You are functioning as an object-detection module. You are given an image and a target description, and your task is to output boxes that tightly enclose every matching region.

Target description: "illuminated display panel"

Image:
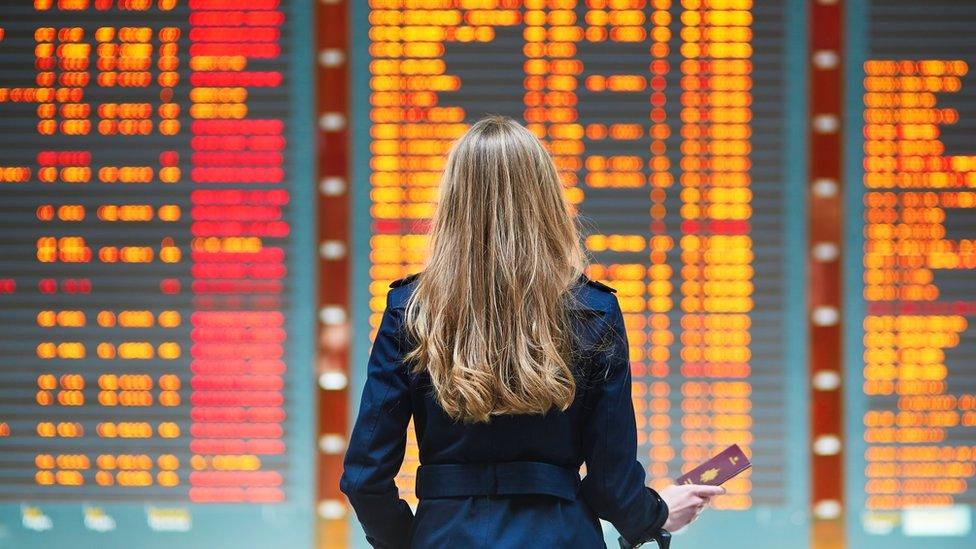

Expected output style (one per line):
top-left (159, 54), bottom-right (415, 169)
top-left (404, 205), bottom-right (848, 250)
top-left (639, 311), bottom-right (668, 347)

top-left (0, 1), bottom-right (314, 547)
top-left (846, 0), bottom-right (976, 545)
top-left (355, 1), bottom-right (807, 546)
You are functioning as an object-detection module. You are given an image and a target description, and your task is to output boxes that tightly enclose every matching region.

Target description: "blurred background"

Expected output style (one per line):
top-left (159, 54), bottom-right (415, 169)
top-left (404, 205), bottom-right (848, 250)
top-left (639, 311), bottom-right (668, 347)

top-left (0, 0), bottom-right (974, 547)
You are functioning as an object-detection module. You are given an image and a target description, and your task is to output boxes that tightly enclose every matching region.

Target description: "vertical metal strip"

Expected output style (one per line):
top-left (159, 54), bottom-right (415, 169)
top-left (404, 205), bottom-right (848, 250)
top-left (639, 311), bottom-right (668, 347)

top-left (808, 1), bottom-right (846, 548)
top-left (316, 0), bottom-right (351, 546)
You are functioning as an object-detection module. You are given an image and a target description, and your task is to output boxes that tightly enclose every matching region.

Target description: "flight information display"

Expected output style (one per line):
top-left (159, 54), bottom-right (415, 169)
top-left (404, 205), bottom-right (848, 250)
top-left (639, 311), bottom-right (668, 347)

top-left (845, 0), bottom-right (976, 546)
top-left (352, 1), bottom-right (808, 546)
top-left (0, 1), bottom-right (315, 547)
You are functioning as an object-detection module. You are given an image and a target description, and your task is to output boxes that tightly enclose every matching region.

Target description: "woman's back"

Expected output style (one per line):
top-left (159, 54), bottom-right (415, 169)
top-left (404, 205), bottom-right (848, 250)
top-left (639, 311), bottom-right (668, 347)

top-left (339, 116), bottom-right (720, 548)
top-left (408, 272), bottom-right (612, 467)
top-left (340, 272), bottom-right (668, 548)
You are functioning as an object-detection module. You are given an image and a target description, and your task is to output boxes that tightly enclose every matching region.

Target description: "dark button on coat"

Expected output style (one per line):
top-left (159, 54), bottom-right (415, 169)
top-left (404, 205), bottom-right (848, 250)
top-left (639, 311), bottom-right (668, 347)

top-left (340, 273), bottom-right (668, 548)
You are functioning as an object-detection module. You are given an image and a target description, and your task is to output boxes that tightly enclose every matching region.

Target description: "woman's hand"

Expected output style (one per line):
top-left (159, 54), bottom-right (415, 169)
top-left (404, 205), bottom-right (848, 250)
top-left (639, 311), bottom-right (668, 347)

top-left (658, 484), bottom-right (725, 532)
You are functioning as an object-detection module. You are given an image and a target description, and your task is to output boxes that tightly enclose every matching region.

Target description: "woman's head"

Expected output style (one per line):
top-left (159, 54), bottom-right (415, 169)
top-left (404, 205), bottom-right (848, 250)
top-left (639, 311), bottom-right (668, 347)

top-left (402, 115), bottom-right (588, 423)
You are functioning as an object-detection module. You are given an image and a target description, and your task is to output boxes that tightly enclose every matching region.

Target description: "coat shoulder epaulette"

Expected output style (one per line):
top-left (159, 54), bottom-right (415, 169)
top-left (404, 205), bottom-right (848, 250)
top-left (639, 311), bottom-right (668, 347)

top-left (389, 272), bottom-right (420, 288)
top-left (583, 276), bottom-right (617, 294)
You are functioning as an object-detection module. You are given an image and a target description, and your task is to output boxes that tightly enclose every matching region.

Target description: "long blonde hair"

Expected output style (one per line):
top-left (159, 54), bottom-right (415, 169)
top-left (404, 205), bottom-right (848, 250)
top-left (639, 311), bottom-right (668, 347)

top-left (402, 115), bottom-right (589, 423)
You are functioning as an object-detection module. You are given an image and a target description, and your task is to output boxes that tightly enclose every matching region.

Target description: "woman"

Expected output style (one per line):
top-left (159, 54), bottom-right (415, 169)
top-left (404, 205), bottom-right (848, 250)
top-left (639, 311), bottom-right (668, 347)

top-left (340, 115), bottom-right (724, 548)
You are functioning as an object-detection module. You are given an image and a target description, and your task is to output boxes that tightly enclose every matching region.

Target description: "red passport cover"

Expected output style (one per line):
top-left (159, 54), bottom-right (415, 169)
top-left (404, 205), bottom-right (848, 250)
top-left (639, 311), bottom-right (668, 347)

top-left (675, 444), bottom-right (751, 486)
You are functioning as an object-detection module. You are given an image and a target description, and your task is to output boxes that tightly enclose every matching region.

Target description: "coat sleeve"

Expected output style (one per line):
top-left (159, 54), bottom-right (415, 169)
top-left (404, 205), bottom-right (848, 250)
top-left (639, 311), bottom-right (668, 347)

top-left (339, 290), bottom-right (414, 548)
top-left (579, 294), bottom-right (669, 546)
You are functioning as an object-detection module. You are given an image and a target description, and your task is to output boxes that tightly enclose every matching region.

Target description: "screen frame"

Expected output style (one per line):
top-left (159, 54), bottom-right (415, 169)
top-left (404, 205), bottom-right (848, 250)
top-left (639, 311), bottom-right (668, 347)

top-left (347, 2), bottom-right (811, 548)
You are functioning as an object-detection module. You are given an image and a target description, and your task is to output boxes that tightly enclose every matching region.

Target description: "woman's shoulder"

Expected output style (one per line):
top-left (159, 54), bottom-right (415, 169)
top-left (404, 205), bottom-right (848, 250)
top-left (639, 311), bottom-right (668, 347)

top-left (386, 272), bottom-right (421, 310)
top-left (570, 273), bottom-right (619, 314)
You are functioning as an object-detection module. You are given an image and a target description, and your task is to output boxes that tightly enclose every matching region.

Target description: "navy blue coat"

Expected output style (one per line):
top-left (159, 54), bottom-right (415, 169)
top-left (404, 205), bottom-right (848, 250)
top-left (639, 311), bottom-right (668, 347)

top-left (340, 273), bottom-right (668, 548)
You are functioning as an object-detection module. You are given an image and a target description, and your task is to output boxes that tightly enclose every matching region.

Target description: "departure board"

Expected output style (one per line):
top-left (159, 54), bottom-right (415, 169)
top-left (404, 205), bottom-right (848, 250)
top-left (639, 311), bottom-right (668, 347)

top-left (351, 1), bottom-right (809, 547)
top-left (0, 1), bottom-right (315, 547)
top-left (845, 1), bottom-right (976, 546)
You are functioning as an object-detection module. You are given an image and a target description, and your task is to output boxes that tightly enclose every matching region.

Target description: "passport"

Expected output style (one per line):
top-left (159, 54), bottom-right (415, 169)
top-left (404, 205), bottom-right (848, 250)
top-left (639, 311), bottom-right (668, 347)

top-left (675, 444), bottom-right (751, 486)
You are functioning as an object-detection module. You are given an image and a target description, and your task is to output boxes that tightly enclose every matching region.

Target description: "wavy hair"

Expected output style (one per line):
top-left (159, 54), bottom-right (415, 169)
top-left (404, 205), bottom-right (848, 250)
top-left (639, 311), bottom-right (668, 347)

top-left (402, 115), bottom-right (589, 423)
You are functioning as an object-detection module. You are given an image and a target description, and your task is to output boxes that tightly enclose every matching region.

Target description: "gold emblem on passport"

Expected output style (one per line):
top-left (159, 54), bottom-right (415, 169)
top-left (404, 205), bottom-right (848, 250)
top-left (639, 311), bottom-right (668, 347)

top-left (699, 468), bottom-right (719, 483)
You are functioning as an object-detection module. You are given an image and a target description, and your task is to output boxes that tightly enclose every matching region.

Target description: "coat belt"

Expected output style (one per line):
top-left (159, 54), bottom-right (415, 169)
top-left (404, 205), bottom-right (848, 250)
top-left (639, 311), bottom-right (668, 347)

top-left (415, 461), bottom-right (581, 501)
